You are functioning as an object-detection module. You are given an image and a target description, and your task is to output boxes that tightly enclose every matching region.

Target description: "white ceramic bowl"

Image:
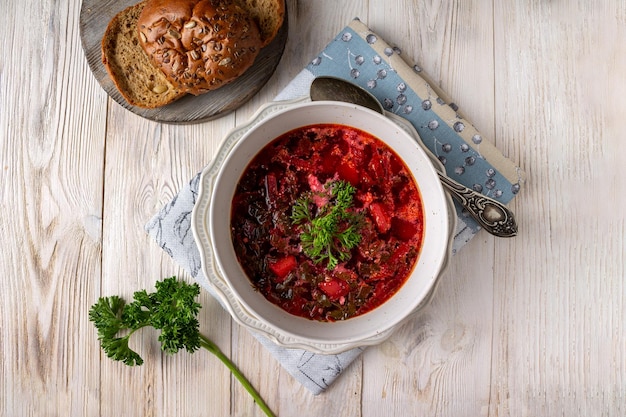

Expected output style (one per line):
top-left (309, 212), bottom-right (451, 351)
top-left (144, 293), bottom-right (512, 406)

top-left (193, 99), bottom-right (452, 353)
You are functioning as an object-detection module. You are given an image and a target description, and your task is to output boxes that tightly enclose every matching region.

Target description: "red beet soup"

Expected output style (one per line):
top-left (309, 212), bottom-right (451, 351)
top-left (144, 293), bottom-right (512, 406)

top-left (231, 124), bottom-right (424, 321)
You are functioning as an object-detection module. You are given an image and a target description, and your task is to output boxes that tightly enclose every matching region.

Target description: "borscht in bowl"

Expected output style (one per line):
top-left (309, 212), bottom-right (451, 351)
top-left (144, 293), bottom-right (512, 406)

top-left (231, 123), bottom-right (424, 322)
top-left (204, 100), bottom-right (451, 350)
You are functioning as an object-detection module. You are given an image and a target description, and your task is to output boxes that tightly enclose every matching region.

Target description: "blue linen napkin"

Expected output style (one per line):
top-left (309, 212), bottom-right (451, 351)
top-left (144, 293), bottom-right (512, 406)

top-left (145, 18), bottom-right (524, 395)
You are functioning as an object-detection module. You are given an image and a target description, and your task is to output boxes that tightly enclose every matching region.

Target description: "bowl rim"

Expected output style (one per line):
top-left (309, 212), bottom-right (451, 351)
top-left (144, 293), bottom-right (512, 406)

top-left (192, 98), bottom-right (453, 352)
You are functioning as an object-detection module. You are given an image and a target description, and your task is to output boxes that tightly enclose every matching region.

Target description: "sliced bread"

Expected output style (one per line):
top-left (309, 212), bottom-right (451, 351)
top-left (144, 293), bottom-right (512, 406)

top-left (240, 0), bottom-right (286, 47)
top-left (101, 1), bottom-right (185, 109)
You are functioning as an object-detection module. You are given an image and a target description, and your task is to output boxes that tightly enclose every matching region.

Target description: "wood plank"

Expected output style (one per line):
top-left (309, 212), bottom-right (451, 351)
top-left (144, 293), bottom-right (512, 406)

top-left (491, 0), bottom-right (626, 415)
top-left (0, 0), bottom-right (105, 415)
top-left (98, 100), bottom-right (239, 416)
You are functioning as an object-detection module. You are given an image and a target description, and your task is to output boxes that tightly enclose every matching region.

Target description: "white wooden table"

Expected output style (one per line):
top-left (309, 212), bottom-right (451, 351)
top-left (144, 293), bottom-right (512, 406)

top-left (2, 0), bottom-right (624, 415)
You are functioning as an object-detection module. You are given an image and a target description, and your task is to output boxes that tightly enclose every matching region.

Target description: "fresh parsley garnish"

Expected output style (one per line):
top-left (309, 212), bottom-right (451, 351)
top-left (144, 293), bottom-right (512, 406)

top-left (291, 180), bottom-right (363, 270)
top-left (89, 277), bottom-right (275, 417)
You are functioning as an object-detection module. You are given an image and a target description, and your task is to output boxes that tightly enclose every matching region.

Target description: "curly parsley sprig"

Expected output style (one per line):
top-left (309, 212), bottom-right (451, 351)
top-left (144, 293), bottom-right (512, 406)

top-left (291, 180), bottom-right (363, 270)
top-left (89, 277), bottom-right (275, 417)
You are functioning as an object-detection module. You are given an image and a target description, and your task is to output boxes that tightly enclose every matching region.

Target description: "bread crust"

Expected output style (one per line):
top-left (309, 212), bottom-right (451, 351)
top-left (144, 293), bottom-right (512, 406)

top-left (137, 0), bottom-right (262, 95)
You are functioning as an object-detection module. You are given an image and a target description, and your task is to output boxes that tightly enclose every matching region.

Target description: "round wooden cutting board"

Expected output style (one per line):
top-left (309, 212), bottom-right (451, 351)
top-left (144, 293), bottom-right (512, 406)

top-left (79, 0), bottom-right (288, 124)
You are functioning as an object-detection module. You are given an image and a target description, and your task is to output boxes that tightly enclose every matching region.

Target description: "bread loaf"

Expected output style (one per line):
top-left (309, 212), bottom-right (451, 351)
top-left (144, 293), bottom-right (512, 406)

top-left (101, 1), bottom-right (185, 108)
top-left (137, 0), bottom-right (263, 95)
top-left (102, 0), bottom-right (285, 107)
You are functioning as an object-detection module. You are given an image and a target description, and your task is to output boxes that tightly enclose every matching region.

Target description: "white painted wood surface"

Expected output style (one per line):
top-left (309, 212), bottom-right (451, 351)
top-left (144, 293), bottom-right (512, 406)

top-left (1, 0), bottom-right (624, 416)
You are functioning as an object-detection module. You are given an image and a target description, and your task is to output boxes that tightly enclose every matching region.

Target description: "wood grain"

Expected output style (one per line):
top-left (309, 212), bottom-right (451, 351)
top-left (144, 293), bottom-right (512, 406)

top-left (491, 1), bottom-right (626, 416)
top-left (0, 0), bottom-right (104, 415)
top-left (2, 0), bottom-right (625, 416)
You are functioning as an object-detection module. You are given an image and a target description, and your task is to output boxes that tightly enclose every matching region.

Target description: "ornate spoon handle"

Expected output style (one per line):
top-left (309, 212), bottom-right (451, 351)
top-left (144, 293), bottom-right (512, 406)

top-left (436, 173), bottom-right (518, 238)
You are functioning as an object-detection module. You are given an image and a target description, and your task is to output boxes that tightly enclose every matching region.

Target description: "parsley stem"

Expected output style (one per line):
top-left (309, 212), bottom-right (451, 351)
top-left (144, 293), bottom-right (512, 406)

top-left (199, 334), bottom-right (276, 417)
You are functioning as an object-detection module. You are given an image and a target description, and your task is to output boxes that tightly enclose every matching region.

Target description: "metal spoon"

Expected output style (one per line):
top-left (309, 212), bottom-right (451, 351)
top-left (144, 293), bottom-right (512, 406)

top-left (310, 76), bottom-right (518, 238)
